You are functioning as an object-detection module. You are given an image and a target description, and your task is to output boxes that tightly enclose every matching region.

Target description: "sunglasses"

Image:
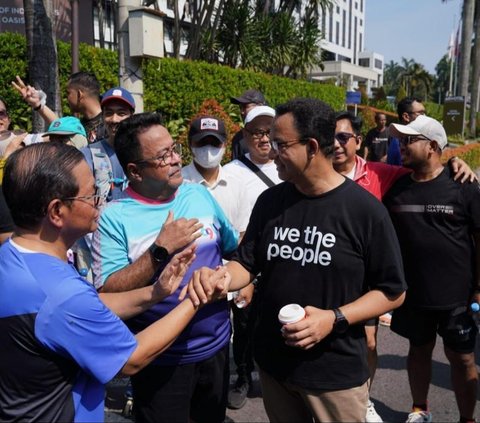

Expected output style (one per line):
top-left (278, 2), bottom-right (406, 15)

top-left (0, 110), bottom-right (8, 119)
top-left (335, 132), bottom-right (356, 145)
top-left (399, 135), bottom-right (432, 146)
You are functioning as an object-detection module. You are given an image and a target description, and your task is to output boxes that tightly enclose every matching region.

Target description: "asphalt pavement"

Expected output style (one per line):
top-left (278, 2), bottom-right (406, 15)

top-left (105, 325), bottom-right (480, 422)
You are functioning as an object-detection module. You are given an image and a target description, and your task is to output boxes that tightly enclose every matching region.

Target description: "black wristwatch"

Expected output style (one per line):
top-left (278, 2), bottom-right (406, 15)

top-left (332, 308), bottom-right (349, 334)
top-left (148, 242), bottom-right (169, 264)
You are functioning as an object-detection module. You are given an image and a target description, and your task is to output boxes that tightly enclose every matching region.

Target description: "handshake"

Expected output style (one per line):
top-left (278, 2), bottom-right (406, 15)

top-left (179, 265), bottom-right (232, 307)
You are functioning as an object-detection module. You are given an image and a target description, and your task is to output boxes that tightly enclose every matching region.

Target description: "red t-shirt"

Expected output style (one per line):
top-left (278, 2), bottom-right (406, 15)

top-left (353, 155), bottom-right (410, 200)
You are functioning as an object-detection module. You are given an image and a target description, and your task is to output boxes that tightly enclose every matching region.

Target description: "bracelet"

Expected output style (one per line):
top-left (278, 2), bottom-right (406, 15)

top-left (33, 104), bottom-right (42, 111)
top-left (448, 156), bottom-right (458, 164)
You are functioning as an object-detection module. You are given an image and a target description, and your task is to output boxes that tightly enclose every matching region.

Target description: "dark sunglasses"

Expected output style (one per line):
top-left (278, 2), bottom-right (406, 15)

top-left (335, 132), bottom-right (356, 145)
top-left (399, 135), bottom-right (432, 146)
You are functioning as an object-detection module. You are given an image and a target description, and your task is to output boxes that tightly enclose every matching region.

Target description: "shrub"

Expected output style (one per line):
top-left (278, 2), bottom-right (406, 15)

top-left (0, 32), bottom-right (345, 135)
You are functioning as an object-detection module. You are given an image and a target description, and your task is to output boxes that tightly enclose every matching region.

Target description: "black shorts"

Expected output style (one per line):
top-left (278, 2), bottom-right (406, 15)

top-left (391, 305), bottom-right (477, 353)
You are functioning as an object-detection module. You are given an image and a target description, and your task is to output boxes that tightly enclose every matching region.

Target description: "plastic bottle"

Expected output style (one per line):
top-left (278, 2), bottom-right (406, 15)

top-left (231, 290), bottom-right (247, 309)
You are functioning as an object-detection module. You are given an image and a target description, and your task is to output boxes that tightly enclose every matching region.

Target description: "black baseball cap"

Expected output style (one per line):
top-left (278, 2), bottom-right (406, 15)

top-left (189, 116), bottom-right (227, 143)
top-left (230, 89), bottom-right (266, 105)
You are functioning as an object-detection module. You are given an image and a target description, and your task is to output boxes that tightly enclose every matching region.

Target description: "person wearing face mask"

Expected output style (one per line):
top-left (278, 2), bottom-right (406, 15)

top-left (182, 116), bottom-right (249, 237)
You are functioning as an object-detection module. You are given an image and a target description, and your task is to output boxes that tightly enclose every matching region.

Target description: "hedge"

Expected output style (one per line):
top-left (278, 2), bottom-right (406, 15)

top-left (0, 32), bottom-right (345, 135)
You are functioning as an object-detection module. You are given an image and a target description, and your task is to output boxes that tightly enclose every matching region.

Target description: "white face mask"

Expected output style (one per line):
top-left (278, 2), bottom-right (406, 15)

top-left (191, 145), bottom-right (225, 169)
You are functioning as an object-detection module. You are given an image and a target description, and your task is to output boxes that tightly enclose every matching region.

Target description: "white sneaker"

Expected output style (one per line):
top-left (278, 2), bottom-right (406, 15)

top-left (366, 400), bottom-right (383, 423)
top-left (406, 410), bottom-right (432, 422)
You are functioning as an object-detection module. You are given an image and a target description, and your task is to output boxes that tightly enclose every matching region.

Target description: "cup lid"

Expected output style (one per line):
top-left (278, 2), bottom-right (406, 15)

top-left (278, 304), bottom-right (305, 324)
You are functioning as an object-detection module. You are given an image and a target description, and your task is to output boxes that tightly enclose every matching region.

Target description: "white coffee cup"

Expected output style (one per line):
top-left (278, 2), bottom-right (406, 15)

top-left (278, 304), bottom-right (305, 325)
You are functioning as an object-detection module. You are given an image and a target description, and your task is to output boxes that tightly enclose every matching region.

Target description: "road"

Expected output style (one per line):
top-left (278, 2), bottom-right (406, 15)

top-left (105, 325), bottom-right (480, 422)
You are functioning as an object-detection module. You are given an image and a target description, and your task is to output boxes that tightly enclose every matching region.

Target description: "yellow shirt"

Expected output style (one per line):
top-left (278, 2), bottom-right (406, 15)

top-left (0, 158), bottom-right (5, 183)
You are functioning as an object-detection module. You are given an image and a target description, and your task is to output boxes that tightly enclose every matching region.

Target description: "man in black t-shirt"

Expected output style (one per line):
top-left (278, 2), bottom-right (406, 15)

top-left (364, 112), bottom-right (388, 162)
top-left (184, 98), bottom-right (407, 422)
top-left (385, 115), bottom-right (480, 423)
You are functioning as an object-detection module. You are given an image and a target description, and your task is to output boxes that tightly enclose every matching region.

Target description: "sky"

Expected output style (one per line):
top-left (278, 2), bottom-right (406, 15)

top-left (364, 0), bottom-right (463, 74)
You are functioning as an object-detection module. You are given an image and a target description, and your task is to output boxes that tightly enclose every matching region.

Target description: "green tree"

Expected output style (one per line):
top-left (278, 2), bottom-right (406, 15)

top-left (23, 0), bottom-right (61, 132)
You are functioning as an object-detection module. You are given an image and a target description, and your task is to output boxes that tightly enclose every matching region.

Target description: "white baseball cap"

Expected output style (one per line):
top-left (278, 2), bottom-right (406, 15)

top-left (389, 115), bottom-right (448, 150)
top-left (244, 106), bottom-right (276, 124)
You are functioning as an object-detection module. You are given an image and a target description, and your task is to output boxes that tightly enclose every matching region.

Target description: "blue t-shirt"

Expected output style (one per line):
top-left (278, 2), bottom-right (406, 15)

top-left (92, 183), bottom-right (239, 365)
top-left (0, 240), bottom-right (137, 423)
top-left (387, 137), bottom-right (402, 166)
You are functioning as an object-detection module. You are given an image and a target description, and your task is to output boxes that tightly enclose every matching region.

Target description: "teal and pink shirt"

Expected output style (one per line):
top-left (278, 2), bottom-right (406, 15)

top-left (92, 183), bottom-right (238, 365)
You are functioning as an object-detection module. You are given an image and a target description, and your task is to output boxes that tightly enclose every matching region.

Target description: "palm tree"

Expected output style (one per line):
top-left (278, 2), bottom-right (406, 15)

top-left (457, 0), bottom-right (475, 98)
top-left (23, 0), bottom-right (61, 132)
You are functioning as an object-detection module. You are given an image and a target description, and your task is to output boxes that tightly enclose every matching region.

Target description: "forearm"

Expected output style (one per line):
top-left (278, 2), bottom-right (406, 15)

top-left (99, 285), bottom-right (160, 320)
top-left (339, 289), bottom-right (405, 325)
top-left (121, 298), bottom-right (198, 375)
top-left (102, 252), bottom-right (159, 293)
top-left (36, 105), bottom-right (58, 125)
top-left (226, 260), bottom-right (254, 291)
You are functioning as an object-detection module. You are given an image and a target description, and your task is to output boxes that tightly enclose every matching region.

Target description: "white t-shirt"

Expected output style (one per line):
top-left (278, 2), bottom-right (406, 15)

top-left (223, 154), bottom-right (282, 214)
top-left (182, 162), bottom-right (250, 233)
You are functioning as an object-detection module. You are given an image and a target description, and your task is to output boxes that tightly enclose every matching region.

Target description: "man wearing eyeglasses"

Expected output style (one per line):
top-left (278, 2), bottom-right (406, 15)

top-left (223, 105), bottom-right (283, 409)
top-left (91, 112), bottom-right (239, 423)
top-left (387, 97), bottom-right (426, 166)
top-left (385, 115), bottom-right (480, 423)
top-left (0, 142), bottom-right (230, 422)
top-left (183, 98), bottom-right (407, 422)
top-left (333, 110), bottom-right (476, 423)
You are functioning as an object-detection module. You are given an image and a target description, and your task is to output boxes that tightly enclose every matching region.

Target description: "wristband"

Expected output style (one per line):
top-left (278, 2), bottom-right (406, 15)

top-left (32, 89), bottom-right (47, 111)
top-left (448, 156), bottom-right (458, 164)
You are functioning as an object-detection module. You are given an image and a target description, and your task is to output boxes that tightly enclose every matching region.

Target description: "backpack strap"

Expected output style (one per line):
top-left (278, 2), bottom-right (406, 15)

top-left (238, 155), bottom-right (276, 188)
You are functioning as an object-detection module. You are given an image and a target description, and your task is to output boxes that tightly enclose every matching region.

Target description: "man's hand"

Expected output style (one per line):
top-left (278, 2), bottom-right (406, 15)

top-left (281, 306), bottom-right (336, 350)
top-left (155, 210), bottom-right (203, 254)
top-left (451, 157), bottom-right (478, 183)
top-left (235, 283), bottom-right (254, 308)
top-left (179, 266), bottom-right (231, 307)
top-left (12, 76), bottom-right (44, 109)
top-left (152, 245), bottom-right (196, 301)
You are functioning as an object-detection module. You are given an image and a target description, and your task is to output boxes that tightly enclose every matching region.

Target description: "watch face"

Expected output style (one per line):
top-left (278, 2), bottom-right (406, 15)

top-left (335, 318), bottom-right (349, 334)
top-left (150, 245), bottom-right (169, 262)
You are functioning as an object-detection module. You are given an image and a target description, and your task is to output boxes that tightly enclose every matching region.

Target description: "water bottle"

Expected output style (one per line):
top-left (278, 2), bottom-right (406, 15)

top-left (470, 302), bottom-right (480, 332)
top-left (232, 290), bottom-right (247, 309)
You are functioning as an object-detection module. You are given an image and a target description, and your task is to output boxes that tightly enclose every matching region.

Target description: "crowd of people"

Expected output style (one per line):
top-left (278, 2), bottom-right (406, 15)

top-left (0, 72), bottom-right (479, 423)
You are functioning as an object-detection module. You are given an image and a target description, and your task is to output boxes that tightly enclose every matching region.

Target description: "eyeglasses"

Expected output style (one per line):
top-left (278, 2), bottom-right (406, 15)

top-left (133, 143), bottom-right (182, 167)
top-left (399, 135), bottom-right (431, 146)
top-left (335, 132), bottom-right (356, 145)
top-left (0, 110), bottom-right (8, 119)
top-left (62, 187), bottom-right (104, 209)
top-left (270, 139), bottom-right (306, 153)
top-left (245, 128), bottom-right (271, 139)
